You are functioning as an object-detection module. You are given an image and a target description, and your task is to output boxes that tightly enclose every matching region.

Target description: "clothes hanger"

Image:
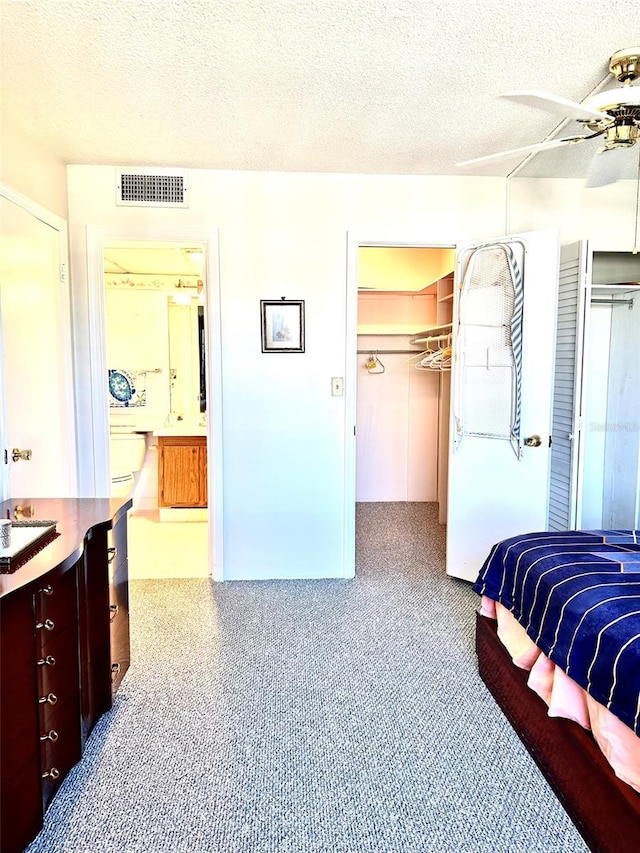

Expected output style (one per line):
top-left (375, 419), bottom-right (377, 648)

top-left (365, 353), bottom-right (385, 374)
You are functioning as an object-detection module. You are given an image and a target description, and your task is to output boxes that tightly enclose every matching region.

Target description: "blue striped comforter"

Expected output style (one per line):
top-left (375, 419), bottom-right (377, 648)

top-left (473, 530), bottom-right (640, 735)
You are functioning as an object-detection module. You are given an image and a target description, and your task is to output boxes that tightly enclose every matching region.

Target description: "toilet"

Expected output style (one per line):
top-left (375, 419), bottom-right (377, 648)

top-left (109, 432), bottom-right (147, 498)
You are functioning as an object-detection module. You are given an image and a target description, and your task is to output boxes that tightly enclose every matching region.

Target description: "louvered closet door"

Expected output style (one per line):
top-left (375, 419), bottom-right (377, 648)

top-left (548, 240), bottom-right (591, 531)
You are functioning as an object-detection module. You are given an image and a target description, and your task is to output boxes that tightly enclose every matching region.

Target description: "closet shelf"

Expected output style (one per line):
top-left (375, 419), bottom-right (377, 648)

top-left (410, 323), bottom-right (453, 344)
top-left (437, 293), bottom-right (455, 303)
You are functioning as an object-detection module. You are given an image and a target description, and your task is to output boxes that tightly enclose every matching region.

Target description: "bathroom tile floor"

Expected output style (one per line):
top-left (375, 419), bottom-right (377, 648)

top-left (127, 510), bottom-right (210, 579)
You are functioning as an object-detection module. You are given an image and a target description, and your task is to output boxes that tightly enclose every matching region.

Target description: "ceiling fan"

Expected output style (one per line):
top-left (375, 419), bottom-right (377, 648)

top-left (458, 47), bottom-right (640, 185)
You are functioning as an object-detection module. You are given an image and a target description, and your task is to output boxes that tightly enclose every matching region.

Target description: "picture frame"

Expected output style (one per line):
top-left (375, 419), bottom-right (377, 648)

top-left (260, 299), bottom-right (305, 353)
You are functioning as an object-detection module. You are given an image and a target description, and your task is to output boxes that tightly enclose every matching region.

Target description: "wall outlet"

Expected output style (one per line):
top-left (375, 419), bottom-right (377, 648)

top-left (331, 377), bottom-right (344, 396)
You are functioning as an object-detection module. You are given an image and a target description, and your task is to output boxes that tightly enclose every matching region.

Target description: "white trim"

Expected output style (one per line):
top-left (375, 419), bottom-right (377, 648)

top-left (344, 233), bottom-right (457, 579)
top-left (86, 227), bottom-right (111, 497)
top-left (85, 226), bottom-right (224, 580)
top-left (0, 287), bottom-right (8, 502)
top-left (0, 182), bottom-right (77, 500)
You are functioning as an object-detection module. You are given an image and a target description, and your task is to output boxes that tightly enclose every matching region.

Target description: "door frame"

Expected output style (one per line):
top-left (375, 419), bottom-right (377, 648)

top-left (0, 183), bottom-right (75, 501)
top-left (86, 226), bottom-right (224, 580)
top-left (344, 233), bottom-right (457, 578)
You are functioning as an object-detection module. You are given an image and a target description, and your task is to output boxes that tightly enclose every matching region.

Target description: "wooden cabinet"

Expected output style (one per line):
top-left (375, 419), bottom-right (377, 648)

top-left (0, 498), bottom-right (131, 853)
top-left (34, 564), bottom-right (82, 809)
top-left (107, 513), bottom-right (130, 695)
top-left (0, 583), bottom-right (42, 853)
top-left (80, 510), bottom-right (130, 741)
top-left (158, 435), bottom-right (207, 507)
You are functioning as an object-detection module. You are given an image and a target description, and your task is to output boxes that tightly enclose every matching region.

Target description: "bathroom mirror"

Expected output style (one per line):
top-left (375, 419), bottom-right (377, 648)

top-left (104, 241), bottom-right (206, 424)
top-left (168, 295), bottom-right (206, 415)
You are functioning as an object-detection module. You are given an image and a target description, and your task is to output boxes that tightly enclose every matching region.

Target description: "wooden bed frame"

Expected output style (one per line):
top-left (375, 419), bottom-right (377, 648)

top-left (475, 612), bottom-right (640, 853)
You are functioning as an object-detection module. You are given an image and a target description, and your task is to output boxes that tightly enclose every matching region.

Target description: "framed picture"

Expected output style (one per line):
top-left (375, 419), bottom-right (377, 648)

top-left (260, 300), bottom-right (305, 353)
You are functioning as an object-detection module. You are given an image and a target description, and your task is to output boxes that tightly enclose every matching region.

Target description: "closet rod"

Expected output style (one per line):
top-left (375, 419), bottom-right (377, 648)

top-left (591, 298), bottom-right (634, 308)
top-left (357, 348), bottom-right (423, 355)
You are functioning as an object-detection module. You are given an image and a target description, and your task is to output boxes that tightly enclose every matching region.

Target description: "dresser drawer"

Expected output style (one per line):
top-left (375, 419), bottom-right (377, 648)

top-left (34, 565), bottom-right (78, 635)
top-left (37, 623), bottom-right (80, 696)
top-left (41, 731), bottom-right (80, 809)
top-left (0, 584), bottom-right (40, 801)
top-left (38, 654), bottom-right (82, 811)
top-left (39, 695), bottom-right (81, 771)
top-left (109, 556), bottom-right (130, 695)
top-left (107, 516), bottom-right (128, 574)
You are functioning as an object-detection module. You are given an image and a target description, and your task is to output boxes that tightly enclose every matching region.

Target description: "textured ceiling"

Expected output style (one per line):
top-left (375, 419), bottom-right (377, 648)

top-left (1, 0), bottom-right (639, 180)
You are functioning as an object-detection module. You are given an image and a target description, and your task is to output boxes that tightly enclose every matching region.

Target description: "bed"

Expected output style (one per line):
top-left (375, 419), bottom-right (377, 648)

top-left (473, 530), bottom-right (640, 853)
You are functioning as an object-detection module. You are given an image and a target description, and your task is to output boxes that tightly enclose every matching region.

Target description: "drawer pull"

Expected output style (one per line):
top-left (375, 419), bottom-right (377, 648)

top-left (107, 546), bottom-right (117, 564)
top-left (42, 767), bottom-right (60, 780)
top-left (109, 604), bottom-right (119, 622)
top-left (36, 618), bottom-right (55, 631)
top-left (39, 692), bottom-right (58, 705)
top-left (37, 655), bottom-right (56, 667)
top-left (111, 662), bottom-right (121, 682)
top-left (40, 730), bottom-right (59, 742)
top-left (39, 584), bottom-right (54, 596)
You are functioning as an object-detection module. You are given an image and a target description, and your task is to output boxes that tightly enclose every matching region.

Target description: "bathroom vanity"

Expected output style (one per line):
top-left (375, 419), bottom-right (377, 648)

top-left (157, 434), bottom-right (208, 508)
top-left (0, 497), bottom-right (131, 853)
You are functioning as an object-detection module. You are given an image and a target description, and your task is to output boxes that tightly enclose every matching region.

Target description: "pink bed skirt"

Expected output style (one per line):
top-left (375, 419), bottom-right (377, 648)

top-left (480, 595), bottom-right (640, 793)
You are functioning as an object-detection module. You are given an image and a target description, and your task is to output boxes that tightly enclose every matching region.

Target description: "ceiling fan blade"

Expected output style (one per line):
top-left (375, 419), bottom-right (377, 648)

top-left (585, 147), bottom-right (630, 188)
top-left (457, 135), bottom-right (587, 168)
top-left (499, 90), bottom-right (607, 122)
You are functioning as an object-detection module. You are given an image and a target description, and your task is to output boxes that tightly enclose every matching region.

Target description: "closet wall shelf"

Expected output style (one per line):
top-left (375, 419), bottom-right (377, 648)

top-left (437, 294), bottom-right (455, 303)
top-left (410, 323), bottom-right (453, 345)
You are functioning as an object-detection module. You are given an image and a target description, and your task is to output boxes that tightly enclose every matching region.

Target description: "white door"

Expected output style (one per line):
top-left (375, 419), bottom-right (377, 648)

top-left (0, 192), bottom-right (76, 499)
top-left (446, 229), bottom-right (559, 582)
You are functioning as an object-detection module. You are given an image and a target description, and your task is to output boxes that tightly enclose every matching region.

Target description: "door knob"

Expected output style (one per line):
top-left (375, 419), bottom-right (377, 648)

top-left (524, 434), bottom-right (542, 447)
top-left (12, 447), bottom-right (32, 462)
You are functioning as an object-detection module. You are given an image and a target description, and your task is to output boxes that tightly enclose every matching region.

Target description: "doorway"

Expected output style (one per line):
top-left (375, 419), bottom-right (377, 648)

top-left (345, 230), bottom-right (560, 583)
top-left (345, 239), bottom-right (456, 576)
top-left (86, 228), bottom-right (223, 580)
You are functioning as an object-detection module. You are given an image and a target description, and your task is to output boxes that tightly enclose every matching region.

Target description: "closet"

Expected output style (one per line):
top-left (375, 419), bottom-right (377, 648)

top-left (356, 247), bottom-right (454, 521)
top-left (549, 242), bottom-right (640, 531)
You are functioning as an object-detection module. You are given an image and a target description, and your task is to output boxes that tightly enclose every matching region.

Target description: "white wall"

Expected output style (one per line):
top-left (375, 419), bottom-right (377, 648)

top-left (105, 289), bottom-right (171, 427)
top-left (1, 113), bottom-right (68, 219)
top-left (510, 178), bottom-right (640, 250)
top-left (356, 291), bottom-right (440, 502)
top-left (67, 167), bottom-right (508, 580)
top-left (356, 338), bottom-right (440, 501)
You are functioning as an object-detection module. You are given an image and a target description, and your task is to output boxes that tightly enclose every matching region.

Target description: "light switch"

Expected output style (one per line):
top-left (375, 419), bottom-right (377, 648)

top-left (331, 377), bottom-right (344, 396)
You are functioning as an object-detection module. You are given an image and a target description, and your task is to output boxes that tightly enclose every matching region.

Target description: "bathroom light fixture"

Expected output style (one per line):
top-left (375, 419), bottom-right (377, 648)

top-left (171, 292), bottom-right (192, 306)
top-left (183, 248), bottom-right (204, 265)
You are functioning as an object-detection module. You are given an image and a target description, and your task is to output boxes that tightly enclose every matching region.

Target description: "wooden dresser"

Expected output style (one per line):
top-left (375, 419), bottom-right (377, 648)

top-left (0, 497), bottom-right (131, 853)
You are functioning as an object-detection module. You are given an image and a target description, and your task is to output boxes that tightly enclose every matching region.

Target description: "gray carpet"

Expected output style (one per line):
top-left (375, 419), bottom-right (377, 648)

top-left (26, 503), bottom-right (588, 853)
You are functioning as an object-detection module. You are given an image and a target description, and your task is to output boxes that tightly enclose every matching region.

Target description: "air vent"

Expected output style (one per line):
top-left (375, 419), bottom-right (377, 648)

top-left (115, 169), bottom-right (189, 207)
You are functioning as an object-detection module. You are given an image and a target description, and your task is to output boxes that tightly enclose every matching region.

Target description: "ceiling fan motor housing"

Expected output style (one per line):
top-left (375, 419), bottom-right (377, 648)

top-left (582, 51), bottom-right (640, 146)
top-left (602, 122), bottom-right (639, 150)
top-left (609, 48), bottom-right (640, 83)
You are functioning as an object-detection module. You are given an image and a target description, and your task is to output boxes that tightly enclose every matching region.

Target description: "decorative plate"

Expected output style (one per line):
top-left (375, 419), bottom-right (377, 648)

top-left (108, 370), bottom-right (135, 404)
